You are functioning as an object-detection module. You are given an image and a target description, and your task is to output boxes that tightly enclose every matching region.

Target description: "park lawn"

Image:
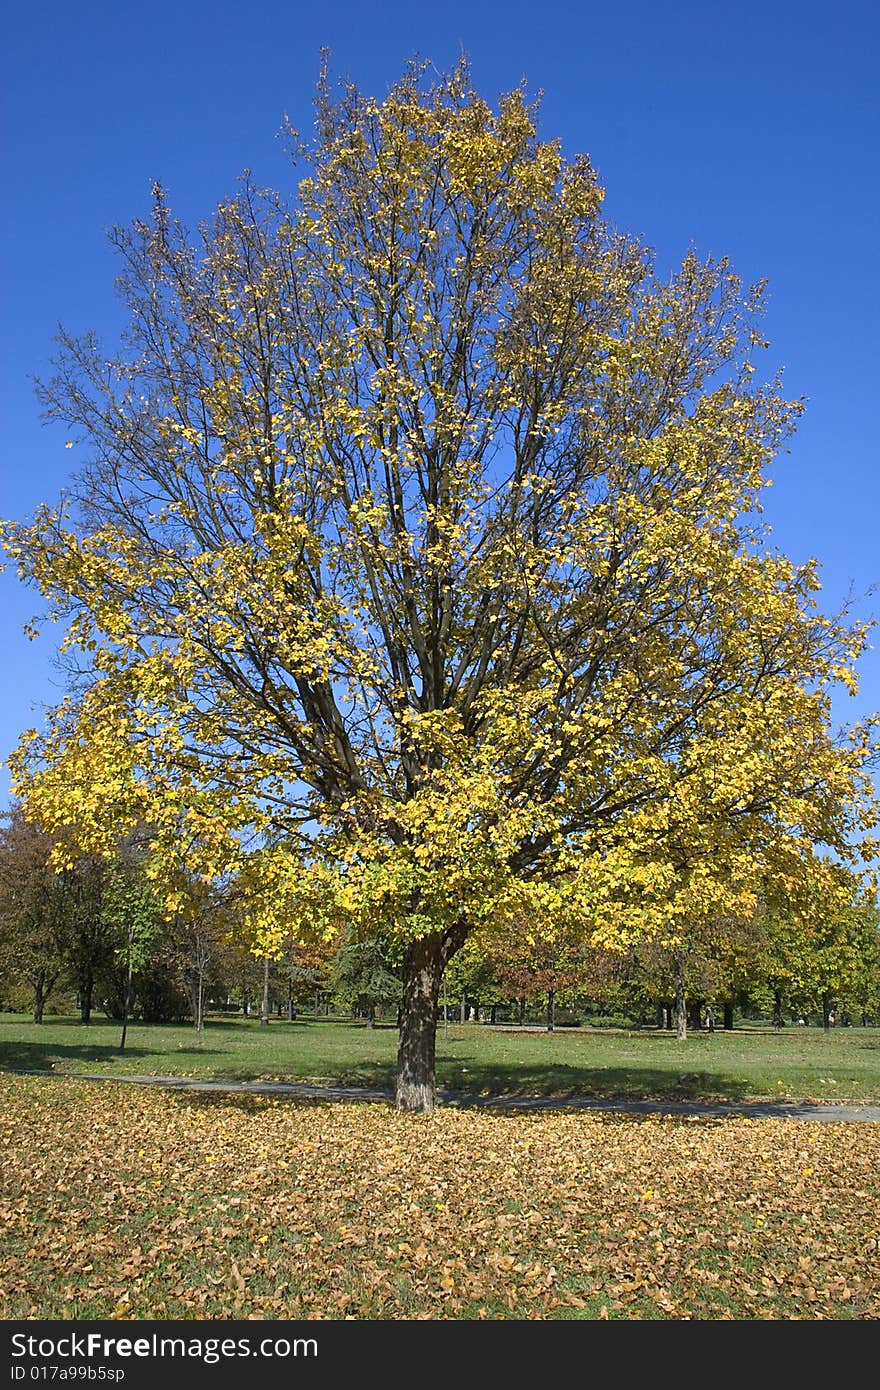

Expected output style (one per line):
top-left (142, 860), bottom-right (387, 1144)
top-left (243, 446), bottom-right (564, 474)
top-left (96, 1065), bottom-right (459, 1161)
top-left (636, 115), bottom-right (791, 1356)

top-left (0, 1073), bottom-right (877, 1321)
top-left (1, 1013), bottom-right (879, 1103)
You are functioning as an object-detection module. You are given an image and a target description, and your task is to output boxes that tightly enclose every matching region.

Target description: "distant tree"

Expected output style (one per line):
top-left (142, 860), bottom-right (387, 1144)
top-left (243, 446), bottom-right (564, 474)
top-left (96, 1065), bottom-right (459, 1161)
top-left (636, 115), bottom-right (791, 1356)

top-left (167, 876), bottom-right (230, 1032)
top-left (482, 915), bottom-right (587, 1032)
top-left (0, 807), bottom-right (72, 1022)
top-left (441, 938), bottom-right (505, 1023)
top-left (759, 863), bottom-right (880, 1028)
top-left (61, 854), bottom-right (116, 1024)
top-left (332, 935), bottom-right (401, 1026)
top-left (100, 837), bottom-right (163, 1050)
top-left (630, 905), bottom-right (769, 1038)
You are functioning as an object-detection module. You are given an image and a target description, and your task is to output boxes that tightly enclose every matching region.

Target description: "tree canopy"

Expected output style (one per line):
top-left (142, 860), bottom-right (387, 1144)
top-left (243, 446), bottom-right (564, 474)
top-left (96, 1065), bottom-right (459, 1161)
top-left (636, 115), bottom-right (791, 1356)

top-left (2, 60), bottom-right (877, 1108)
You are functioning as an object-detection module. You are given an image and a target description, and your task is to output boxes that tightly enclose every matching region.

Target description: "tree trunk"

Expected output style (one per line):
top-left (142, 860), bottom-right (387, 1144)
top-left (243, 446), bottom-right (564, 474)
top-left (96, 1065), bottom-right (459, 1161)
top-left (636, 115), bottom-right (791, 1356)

top-left (396, 926), bottom-right (466, 1113)
top-left (33, 977), bottom-right (46, 1025)
top-left (723, 1002), bottom-right (734, 1031)
top-left (688, 1000), bottom-right (702, 1031)
top-left (459, 995), bottom-right (466, 1024)
top-left (195, 970), bottom-right (205, 1033)
top-left (772, 989), bottom-right (784, 1029)
top-left (396, 936), bottom-right (443, 1112)
top-left (518, 998), bottom-right (526, 1025)
top-left (546, 989), bottom-right (555, 1033)
top-left (822, 995), bottom-right (833, 1031)
top-left (656, 1003), bottom-right (665, 1029)
top-left (675, 951), bottom-right (687, 1041)
top-left (119, 953), bottom-right (134, 1052)
top-left (80, 972), bottom-right (94, 1025)
top-left (261, 958), bottom-right (270, 1027)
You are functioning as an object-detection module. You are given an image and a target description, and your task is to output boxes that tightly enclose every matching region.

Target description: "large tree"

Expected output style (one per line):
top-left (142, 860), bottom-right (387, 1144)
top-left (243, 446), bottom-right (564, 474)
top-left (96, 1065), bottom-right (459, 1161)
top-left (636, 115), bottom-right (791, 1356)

top-left (2, 62), bottom-right (875, 1109)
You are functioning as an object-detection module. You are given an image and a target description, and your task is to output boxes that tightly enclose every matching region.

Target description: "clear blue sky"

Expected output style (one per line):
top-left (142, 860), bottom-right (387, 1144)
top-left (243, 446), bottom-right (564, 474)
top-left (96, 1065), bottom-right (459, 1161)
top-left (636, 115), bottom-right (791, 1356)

top-left (2, 0), bottom-right (878, 803)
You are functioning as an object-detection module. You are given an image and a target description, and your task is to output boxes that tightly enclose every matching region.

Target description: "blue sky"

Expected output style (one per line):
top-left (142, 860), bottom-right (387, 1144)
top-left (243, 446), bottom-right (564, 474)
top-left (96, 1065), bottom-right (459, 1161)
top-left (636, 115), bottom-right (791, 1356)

top-left (1, 0), bottom-right (878, 803)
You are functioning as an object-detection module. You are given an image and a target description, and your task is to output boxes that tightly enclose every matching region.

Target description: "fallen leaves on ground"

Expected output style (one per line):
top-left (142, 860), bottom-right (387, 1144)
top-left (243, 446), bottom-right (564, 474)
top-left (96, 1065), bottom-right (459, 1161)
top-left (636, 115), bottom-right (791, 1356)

top-left (1, 1075), bottom-right (877, 1320)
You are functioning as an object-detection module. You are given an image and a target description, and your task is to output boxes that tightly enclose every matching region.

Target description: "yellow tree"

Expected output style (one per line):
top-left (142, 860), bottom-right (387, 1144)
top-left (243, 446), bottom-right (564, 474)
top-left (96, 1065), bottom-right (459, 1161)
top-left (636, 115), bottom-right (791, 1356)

top-left (2, 61), bottom-right (876, 1109)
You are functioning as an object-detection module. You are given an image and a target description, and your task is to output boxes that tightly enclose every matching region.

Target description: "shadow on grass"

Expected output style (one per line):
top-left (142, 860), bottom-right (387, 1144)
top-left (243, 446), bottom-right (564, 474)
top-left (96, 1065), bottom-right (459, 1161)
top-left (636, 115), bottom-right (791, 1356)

top-left (16, 1053), bottom-right (750, 1102)
top-left (0, 1041), bottom-right (221, 1070)
top-left (203, 1015), bottom-right (369, 1029)
top-left (158, 1018), bottom-right (309, 1033)
top-left (437, 1060), bottom-right (755, 1101)
top-left (297, 1056), bottom-right (755, 1101)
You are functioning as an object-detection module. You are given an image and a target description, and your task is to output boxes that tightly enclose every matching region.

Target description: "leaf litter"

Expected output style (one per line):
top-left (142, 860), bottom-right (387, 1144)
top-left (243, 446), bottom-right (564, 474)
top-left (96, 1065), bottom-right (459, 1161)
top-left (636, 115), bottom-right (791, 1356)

top-left (1, 1075), bottom-right (877, 1320)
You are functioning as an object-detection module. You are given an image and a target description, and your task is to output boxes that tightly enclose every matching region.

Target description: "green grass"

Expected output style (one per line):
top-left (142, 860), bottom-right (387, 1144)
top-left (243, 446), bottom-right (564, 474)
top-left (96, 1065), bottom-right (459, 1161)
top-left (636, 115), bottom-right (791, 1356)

top-left (1, 1012), bottom-right (878, 1102)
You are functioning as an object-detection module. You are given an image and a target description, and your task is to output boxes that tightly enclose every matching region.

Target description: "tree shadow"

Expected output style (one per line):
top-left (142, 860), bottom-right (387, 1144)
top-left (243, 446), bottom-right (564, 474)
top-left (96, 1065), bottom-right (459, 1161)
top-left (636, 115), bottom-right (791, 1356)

top-left (0, 1041), bottom-right (221, 1070)
top-left (435, 1059), bottom-right (756, 1101)
top-left (177, 1018), bottom-right (310, 1032)
top-left (273, 1055), bottom-right (756, 1101)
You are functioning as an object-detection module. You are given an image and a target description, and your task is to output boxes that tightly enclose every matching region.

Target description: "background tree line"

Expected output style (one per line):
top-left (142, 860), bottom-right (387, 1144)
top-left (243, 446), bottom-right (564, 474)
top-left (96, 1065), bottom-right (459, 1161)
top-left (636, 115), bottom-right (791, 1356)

top-left (2, 804), bottom-right (876, 1036)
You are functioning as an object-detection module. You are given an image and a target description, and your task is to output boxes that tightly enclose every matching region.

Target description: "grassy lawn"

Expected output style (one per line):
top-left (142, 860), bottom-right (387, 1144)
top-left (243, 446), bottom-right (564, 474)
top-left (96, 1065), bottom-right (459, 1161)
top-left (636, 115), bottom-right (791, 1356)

top-left (1, 1073), bottom-right (877, 1320)
top-left (1, 1012), bottom-right (878, 1102)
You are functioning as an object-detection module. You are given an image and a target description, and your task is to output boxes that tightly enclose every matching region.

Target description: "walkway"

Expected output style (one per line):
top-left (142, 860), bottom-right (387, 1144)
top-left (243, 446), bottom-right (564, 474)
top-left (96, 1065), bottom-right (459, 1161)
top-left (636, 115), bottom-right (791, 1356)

top-left (7, 1068), bottom-right (880, 1122)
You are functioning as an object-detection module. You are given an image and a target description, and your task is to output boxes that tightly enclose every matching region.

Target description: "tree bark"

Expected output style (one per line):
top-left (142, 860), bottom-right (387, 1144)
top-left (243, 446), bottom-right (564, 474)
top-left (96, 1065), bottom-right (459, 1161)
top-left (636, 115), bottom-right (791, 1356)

top-left (119, 954), bottom-right (134, 1052)
top-left (80, 972), bottom-right (94, 1025)
top-left (396, 926), bottom-right (466, 1112)
top-left (261, 958), bottom-right (270, 1028)
top-left (33, 977), bottom-right (46, 1025)
top-left (195, 970), bottom-right (205, 1033)
top-left (772, 989), bottom-right (784, 1029)
top-left (546, 989), bottom-right (555, 1033)
top-left (723, 1002), bottom-right (734, 1031)
top-left (675, 950), bottom-right (687, 1041)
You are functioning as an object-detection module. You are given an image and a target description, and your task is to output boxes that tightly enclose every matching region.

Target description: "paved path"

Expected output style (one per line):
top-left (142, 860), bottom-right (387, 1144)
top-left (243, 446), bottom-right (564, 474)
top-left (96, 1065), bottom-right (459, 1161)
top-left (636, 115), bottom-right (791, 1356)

top-left (7, 1068), bottom-right (880, 1122)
